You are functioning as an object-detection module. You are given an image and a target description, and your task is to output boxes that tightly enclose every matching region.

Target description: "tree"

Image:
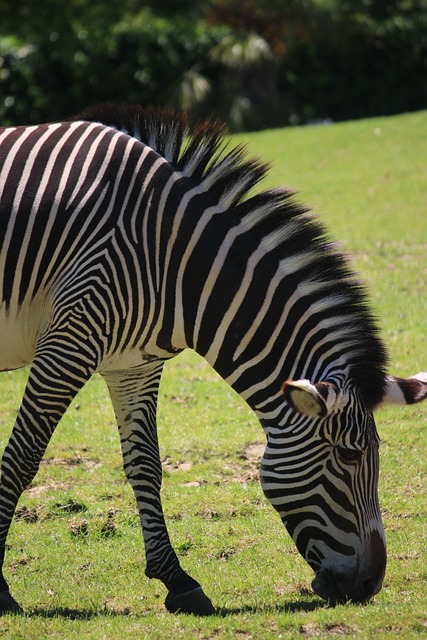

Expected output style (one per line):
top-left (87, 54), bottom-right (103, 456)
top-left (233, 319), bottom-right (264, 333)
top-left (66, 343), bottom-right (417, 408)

top-left (1, 0), bottom-right (426, 129)
top-left (209, 32), bottom-right (276, 130)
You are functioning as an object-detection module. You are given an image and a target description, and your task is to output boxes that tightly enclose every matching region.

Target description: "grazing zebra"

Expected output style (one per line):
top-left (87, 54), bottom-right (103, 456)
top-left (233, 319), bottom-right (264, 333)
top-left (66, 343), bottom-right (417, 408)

top-left (0, 104), bottom-right (426, 616)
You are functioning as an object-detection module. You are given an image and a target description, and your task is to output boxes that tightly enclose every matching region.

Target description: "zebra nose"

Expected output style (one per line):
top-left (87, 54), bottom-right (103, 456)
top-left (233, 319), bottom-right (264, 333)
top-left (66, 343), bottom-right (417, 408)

top-left (312, 569), bottom-right (379, 604)
top-left (362, 529), bottom-right (387, 598)
top-left (362, 576), bottom-right (379, 599)
top-left (312, 530), bottom-right (386, 604)
top-left (312, 566), bottom-right (384, 604)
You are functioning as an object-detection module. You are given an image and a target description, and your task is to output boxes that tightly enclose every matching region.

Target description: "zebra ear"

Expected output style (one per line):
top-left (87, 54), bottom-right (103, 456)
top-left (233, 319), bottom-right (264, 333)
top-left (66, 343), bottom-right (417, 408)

top-left (282, 379), bottom-right (345, 418)
top-left (382, 372), bottom-right (427, 405)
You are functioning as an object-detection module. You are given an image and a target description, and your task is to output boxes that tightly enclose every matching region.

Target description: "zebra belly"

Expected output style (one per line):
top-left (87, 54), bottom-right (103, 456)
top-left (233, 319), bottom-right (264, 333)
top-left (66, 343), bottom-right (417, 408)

top-left (0, 305), bottom-right (38, 371)
top-left (98, 346), bottom-right (171, 373)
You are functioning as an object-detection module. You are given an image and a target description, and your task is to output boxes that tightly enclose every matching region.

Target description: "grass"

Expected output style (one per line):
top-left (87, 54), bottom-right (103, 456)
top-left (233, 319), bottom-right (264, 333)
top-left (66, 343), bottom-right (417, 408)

top-left (1, 110), bottom-right (426, 638)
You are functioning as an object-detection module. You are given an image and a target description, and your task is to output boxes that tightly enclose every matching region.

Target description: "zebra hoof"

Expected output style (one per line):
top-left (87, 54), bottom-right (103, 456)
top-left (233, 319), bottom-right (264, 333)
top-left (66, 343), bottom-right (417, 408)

top-left (0, 590), bottom-right (24, 615)
top-left (165, 586), bottom-right (215, 616)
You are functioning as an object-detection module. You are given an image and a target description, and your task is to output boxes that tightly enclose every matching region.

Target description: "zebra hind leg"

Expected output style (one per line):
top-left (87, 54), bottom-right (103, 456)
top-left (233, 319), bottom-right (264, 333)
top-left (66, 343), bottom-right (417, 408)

top-left (103, 364), bottom-right (215, 616)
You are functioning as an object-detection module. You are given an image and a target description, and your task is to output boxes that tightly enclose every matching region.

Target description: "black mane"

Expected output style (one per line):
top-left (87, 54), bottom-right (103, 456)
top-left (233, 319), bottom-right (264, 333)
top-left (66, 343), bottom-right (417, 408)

top-left (73, 104), bottom-right (388, 408)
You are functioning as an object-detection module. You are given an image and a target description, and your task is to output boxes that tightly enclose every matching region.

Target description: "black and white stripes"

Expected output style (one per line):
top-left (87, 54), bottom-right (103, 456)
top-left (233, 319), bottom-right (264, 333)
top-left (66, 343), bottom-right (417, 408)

top-left (0, 104), bottom-right (426, 614)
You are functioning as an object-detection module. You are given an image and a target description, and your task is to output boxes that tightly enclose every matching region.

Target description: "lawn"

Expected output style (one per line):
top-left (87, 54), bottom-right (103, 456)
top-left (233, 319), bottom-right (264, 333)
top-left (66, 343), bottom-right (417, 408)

top-left (0, 110), bottom-right (426, 639)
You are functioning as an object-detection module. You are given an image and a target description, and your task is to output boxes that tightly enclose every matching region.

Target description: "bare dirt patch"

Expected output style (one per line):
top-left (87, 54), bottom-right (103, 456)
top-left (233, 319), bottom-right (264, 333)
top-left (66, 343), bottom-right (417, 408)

top-left (26, 480), bottom-right (69, 498)
top-left (100, 507), bottom-right (119, 537)
top-left (69, 519), bottom-right (89, 537)
top-left (162, 442), bottom-right (265, 485)
top-left (41, 455), bottom-right (101, 470)
top-left (162, 456), bottom-right (192, 473)
top-left (14, 505), bottom-right (39, 523)
top-left (104, 596), bottom-right (132, 615)
top-left (241, 443), bottom-right (264, 462)
top-left (230, 442), bottom-right (264, 483)
top-left (300, 623), bottom-right (354, 637)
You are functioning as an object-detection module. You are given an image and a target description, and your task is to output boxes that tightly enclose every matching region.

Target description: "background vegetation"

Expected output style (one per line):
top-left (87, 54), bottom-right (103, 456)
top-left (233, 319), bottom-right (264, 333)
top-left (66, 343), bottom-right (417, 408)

top-left (0, 110), bottom-right (426, 638)
top-left (1, 0), bottom-right (427, 130)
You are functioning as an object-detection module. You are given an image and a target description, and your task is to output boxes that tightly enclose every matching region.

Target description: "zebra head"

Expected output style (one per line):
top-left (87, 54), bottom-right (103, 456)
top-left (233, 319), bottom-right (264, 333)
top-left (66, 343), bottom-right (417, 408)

top-left (259, 372), bottom-right (427, 604)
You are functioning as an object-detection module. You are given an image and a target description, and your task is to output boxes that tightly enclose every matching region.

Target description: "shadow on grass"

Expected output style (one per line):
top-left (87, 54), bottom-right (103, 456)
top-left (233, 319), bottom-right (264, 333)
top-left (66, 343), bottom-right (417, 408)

top-left (216, 599), bottom-right (327, 617)
top-left (283, 599), bottom-right (327, 613)
top-left (28, 598), bottom-right (327, 619)
top-left (28, 607), bottom-right (133, 620)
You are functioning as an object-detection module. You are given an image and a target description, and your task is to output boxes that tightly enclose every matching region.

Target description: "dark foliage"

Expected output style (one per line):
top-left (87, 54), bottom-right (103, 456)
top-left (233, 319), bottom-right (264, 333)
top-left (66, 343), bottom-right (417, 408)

top-left (0, 1), bottom-right (426, 130)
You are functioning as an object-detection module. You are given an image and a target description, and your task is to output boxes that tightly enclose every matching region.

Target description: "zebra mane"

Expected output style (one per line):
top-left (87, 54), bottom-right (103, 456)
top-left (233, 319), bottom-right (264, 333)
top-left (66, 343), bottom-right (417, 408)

top-left (75, 103), bottom-right (269, 203)
top-left (74, 103), bottom-right (388, 408)
top-left (74, 104), bottom-right (308, 255)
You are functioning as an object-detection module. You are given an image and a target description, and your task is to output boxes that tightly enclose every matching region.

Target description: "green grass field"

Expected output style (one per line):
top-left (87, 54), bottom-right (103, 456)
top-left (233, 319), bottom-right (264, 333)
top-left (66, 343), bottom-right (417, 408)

top-left (0, 110), bottom-right (426, 639)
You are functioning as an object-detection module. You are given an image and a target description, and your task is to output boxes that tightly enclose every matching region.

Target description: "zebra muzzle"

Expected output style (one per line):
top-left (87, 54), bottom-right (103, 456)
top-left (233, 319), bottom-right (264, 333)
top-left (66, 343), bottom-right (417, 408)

top-left (311, 530), bottom-right (386, 605)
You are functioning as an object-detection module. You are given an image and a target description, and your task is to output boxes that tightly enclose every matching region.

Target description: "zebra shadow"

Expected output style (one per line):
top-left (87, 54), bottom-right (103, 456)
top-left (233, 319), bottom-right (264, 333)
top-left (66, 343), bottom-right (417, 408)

top-left (28, 598), bottom-right (327, 619)
top-left (27, 606), bottom-right (132, 620)
top-left (215, 599), bottom-right (327, 616)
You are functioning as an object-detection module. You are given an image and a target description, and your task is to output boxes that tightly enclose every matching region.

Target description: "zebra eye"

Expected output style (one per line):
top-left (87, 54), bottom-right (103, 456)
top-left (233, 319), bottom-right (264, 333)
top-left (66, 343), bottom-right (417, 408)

top-left (336, 447), bottom-right (363, 464)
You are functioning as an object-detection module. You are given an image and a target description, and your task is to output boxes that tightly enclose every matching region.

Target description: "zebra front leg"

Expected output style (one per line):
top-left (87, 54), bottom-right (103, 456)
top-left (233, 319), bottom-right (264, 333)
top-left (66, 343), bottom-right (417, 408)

top-left (103, 363), bottom-right (215, 616)
top-left (0, 348), bottom-right (94, 614)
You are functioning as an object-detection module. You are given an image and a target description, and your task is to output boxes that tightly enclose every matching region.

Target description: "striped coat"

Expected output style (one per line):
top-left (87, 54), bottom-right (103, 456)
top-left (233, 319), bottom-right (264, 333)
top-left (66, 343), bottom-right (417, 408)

top-left (0, 104), bottom-right (426, 615)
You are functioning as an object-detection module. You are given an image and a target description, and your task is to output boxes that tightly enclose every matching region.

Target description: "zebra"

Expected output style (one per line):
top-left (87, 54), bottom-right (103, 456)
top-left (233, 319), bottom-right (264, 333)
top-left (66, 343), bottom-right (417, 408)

top-left (0, 104), bottom-right (426, 616)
